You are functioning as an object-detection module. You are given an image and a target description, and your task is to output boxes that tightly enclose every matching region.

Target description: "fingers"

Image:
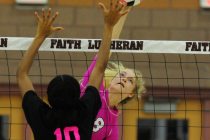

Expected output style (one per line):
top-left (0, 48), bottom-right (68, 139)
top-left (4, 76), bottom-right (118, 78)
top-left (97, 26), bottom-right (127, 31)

top-left (98, 2), bottom-right (107, 13)
top-left (47, 8), bottom-right (51, 19)
top-left (120, 9), bottom-right (129, 16)
top-left (119, 0), bottom-right (127, 6)
top-left (103, 0), bottom-right (128, 26)
top-left (118, 2), bottom-right (127, 14)
top-left (34, 11), bottom-right (40, 22)
top-left (110, 0), bottom-right (113, 8)
top-left (49, 11), bottom-right (59, 25)
top-left (115, 0), bottom-right (120, 10)
top-left (53, 27), bottom-right (64, 32)
top-left (35, 8), bottom-right (59, 25)
top-left (107, 0), bottom-right (125, 13)
top-left (117, 2), bottom-right (125, 11)
top-left (116, 0), bottom-right (126, 11)
top-left (111, 0), bottom-right (114, 10)
top-left (99, 0), bottom-right (125, 13)
top-left (42, 8), bottom-right (46, 20)
top-left (34, 8), bottom-right (63, 37)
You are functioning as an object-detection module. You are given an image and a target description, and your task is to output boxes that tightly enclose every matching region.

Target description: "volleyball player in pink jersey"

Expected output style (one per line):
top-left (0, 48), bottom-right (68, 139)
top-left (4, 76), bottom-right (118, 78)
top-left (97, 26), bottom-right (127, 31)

top-left (80, 0), bottom-right (146, 140)
top-left (17, 2), bottom-right (128, 140)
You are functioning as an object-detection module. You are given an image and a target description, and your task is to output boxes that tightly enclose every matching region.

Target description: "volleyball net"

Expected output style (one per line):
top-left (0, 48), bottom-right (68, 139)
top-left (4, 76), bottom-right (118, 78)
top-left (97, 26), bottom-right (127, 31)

top-left (0, 37), bottom-right (210, 140)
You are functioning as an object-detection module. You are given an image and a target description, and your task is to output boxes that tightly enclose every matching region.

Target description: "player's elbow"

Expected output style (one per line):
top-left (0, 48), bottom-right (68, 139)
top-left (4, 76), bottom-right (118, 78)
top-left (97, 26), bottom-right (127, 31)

top-left (16, 67), bottom-right (26, 84)
top-left (97, 61), bottom-right (108, 72)
top-left (16, 67), bottom-right (21, 81)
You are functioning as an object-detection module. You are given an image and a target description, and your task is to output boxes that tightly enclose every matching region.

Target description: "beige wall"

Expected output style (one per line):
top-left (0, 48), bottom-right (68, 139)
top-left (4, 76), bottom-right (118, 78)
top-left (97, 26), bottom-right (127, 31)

top-left (0, 0), bottom-right (209, 41)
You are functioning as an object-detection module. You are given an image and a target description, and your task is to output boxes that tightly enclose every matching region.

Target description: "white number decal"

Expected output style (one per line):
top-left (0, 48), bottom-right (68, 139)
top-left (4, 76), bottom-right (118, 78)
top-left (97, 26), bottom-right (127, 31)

top-left (93, 118), bottom-right (104, 132)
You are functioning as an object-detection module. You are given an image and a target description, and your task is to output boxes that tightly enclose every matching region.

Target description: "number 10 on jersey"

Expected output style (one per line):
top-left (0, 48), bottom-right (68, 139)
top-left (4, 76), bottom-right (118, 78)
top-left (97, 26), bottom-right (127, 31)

top-left (54, 126), bottom-right (80, 140)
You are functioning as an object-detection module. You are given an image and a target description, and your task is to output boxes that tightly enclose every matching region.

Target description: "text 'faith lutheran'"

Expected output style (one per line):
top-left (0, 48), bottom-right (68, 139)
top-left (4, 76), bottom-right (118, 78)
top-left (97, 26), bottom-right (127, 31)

top-left (186, 42), bottom-right (210, 52)
top-left (88, 40), bottom-right (143, 50)
top-left (50, 39), bottom-right (143, 51)
top-left (0, 38), bottom-right (8, 47)
top-left (50, 39), bottom-right (81, 49)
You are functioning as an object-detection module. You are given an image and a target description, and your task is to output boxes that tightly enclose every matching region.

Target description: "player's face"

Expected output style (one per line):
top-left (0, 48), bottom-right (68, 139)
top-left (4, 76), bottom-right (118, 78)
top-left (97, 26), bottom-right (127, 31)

top-left (108, 69), bottom-right (136, 105)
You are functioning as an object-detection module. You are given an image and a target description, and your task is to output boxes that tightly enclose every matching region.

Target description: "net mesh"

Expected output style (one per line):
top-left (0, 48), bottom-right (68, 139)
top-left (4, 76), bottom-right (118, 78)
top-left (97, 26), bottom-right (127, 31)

top-left (0, 37), bottom-right (210, 140)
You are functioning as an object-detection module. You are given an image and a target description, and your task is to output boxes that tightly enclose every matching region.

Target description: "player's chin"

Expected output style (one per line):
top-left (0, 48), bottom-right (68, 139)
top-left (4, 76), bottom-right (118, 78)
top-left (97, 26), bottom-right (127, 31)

top-left (110, 84), bottom-right (123, 90)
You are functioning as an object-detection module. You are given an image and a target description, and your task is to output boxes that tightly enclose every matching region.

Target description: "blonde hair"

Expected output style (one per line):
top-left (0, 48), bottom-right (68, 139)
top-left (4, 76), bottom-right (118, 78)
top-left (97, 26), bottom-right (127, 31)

top-left (104, 61), bottom-right (146, 99)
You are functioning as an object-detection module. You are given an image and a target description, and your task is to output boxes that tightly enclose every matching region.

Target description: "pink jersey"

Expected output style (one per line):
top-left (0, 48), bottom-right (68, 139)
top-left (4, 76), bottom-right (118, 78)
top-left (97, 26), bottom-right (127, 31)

top-left (80, 56), bottom-right (119, 140)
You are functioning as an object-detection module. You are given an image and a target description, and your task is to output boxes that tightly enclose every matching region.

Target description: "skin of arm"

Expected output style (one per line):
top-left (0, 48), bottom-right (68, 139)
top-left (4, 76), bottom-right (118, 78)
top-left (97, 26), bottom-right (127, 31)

top-left (88, 0), bottom-right (128, 90)
top-left (111, 7), bottom-right (130, 39)
top-left (109, 6), bottom-right (131, 58)
top-left (16, 8), bottom-right (63, 96)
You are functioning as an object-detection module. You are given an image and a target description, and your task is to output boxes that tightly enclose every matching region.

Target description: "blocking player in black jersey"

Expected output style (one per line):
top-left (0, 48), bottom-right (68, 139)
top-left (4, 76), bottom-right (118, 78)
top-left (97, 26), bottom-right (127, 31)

top-left (16, 1), bottom-right (128, 140)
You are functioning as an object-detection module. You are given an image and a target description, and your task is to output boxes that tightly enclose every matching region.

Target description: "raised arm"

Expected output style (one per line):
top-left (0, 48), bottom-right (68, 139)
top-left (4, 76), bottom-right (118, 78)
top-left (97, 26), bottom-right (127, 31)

top-left (111, 0), bottom-right (141, 57)
top-left (109, 8), bottom-right (130, 58)
top-left (16, 8), bottom-right (63, 96)
top-left (111, 7), bottom-right (130, 39)
top-left (88, 0), bottom-right (128, 89)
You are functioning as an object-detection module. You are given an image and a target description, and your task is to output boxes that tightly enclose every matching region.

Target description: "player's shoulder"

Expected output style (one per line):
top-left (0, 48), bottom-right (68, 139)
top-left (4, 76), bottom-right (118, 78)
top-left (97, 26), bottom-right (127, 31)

top-left (85, 85), bottom-right (99, 94)
top-left (23, 90), bottom-right (37, 102)
top-left (22, 90), bottom-right (48, 110)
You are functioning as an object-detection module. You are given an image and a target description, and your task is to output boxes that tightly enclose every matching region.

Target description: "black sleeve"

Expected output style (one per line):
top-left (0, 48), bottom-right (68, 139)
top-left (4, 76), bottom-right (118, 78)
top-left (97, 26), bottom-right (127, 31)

top-left (22, 90), bottom-right (50, 130)
top-left (80, 86), bottom-right (101, 118)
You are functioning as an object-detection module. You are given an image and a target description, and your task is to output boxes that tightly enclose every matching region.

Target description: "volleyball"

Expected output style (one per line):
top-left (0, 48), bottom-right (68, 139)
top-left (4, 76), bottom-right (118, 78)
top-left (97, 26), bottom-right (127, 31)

top-left (124, 0), bottom-right (141, 6)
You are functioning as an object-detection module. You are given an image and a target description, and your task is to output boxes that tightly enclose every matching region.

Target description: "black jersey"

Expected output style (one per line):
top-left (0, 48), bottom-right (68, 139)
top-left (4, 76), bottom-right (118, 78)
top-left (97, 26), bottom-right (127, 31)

top-left (22, 86), bottom-right (101, 140)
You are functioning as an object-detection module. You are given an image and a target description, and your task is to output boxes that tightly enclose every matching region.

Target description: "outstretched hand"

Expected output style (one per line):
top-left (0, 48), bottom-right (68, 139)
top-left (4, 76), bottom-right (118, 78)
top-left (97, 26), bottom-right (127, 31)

top-left (99, 0), bottom-right (129, 28)
top-left (34, 8), bottom-right (64, 38)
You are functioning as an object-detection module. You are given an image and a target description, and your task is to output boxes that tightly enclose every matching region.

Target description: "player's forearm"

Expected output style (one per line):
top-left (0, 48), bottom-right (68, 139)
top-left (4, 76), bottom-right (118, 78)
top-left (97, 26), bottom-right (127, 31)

top-left (109, 14), bottom-right (127, 58)
top-left (96, 24), bottom-right (113, 71)
top-left (88, 25), bottom-right (113, 89)
top-left (111, 9), bottom-right (130, 39)
top-left (109, 7), bottom-right (130, 58)
top-left (17, 36), bottom-right (45, 77)
top-left (17, 36), bottom-right (45, 95)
